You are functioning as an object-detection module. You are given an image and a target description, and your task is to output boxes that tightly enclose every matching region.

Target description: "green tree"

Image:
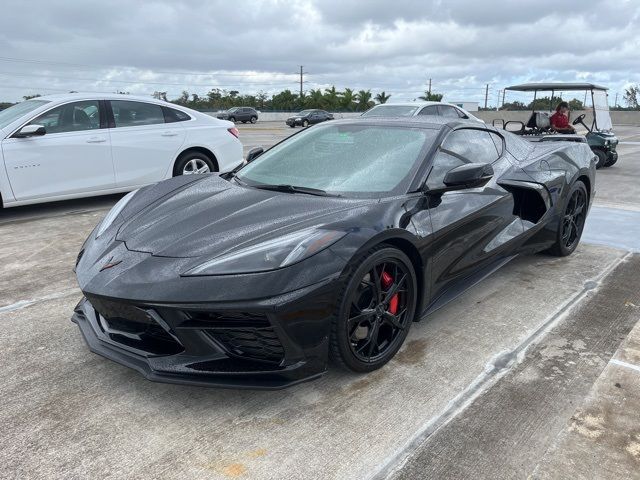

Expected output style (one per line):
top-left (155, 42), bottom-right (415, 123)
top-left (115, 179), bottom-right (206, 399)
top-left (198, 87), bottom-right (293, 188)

top-left (306, 89), bottom-right (324, 108)
top-left (340, 88), bottom-right (356, 111)
top-left (152, 91), bottom-right (167, 101)
top-left (374, 91), bottom-right (391, 104)
top-left (356, 89), bottom-right (373, 111)
top-left (324, 86), bottom-right (341, 110)
top-left (418, 91), bottom-right (443, 101)
top-left (23, 94), bottom-right (41, 100)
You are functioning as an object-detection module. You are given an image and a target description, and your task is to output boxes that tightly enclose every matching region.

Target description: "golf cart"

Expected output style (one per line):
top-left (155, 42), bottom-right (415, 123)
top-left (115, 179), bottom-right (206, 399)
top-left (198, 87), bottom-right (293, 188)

top-left (496, 83), bottom-right (618, 168)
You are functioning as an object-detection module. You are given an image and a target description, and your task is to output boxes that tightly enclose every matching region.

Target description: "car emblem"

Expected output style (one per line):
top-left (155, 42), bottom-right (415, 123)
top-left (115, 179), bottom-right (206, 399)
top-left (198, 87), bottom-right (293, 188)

top-left (99, 256), bottom-right (122, 272)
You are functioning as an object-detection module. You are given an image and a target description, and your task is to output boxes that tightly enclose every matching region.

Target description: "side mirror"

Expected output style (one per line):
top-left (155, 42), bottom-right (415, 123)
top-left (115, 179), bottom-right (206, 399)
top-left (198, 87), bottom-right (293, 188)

top-left (443, 163), bottom-right (494, 189)
top-left (15, 124), bottom-right (46, 138)
top-left (246, 146), bottom-right (264, 163)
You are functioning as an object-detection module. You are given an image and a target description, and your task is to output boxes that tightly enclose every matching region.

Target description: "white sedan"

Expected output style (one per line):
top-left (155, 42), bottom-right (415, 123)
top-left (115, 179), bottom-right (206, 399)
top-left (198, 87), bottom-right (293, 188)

top-left (0, 94), bottom-right (243, 208)
top-left (362, 101), bottom-right (483, 122)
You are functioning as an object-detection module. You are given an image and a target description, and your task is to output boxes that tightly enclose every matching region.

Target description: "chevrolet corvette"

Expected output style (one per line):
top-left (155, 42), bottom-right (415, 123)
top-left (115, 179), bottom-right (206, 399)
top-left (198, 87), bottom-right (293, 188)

top-left (72, 116), bottom-right (595, 389)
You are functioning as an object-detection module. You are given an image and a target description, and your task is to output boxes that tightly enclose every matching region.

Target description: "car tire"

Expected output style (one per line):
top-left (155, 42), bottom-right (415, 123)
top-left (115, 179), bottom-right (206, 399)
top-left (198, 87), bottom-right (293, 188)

top-left (604, 155), bottom-right (618, 167)
top-left (289, 124), bottom-right (296, 128)
top-left (594, 149), bottom-right (607, 169)
top-left (228, 116), bottom-right (236, 123)
top-left (330, 245), bottom-right (418, 373)
top-left (547, 180), bottom-right (588, 257)
top-left (250, 116), bottom-right (257, 124)
top-left (173, 151), bottom-right (215, 176)
top-left (302, 120), bottom-right (309, 127)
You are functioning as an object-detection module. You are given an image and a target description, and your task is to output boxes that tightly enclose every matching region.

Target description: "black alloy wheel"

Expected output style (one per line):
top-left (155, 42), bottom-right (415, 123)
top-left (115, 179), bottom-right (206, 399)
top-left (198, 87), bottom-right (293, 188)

top-left (302, 119), bottom-right (309, 127)
top-left (548, 180), bottom-right (588, 256)
top-left (331, 246), bottom-right (417, 372)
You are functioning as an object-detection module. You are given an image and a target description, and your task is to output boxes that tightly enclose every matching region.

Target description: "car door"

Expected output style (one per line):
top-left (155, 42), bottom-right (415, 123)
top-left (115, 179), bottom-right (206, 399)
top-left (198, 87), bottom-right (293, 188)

top-left (1, 99), bottom-right (114, 200)
top-left (418, 128), bottom-right (519, 301)
top-left (108, 100), bottom-right (186, 188)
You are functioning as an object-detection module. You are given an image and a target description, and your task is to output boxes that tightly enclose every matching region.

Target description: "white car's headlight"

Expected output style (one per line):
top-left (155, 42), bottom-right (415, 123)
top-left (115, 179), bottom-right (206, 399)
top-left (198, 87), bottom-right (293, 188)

top-left (95, 189), bottom-right (138, 238)
top-left (182, 228), bottom-right (346, 276)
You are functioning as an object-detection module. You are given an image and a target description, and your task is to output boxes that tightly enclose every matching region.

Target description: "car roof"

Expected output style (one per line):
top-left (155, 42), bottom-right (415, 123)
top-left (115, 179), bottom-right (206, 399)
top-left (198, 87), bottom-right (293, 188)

top-left (29, 92), bottom-right (178, 105)
top-left (325, 115), bottom-right (483, 130)
top-left (370, 101), bottom-right (457, 107)
top-left (506, 82), bottom-right (608, 92)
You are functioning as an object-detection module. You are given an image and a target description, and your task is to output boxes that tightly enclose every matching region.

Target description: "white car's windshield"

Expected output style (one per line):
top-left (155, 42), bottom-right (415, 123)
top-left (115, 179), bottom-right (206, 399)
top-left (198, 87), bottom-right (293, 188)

top-left (362, 105), bottom-right (420, 117)
top-left (0, 99), bottom-right (50, 130)
top-left (236, 123), bottom-right (437, 197)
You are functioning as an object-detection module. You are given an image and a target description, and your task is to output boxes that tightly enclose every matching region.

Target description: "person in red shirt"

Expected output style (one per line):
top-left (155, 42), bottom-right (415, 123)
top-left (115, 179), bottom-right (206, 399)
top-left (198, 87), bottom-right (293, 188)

top-left (550, 101), bottom-right (576, 133)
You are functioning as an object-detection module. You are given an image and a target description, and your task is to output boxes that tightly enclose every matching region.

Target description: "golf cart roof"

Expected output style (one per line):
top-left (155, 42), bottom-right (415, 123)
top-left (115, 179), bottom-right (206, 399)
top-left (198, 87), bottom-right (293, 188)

top-left (506, 82), bottom-right (608, 92)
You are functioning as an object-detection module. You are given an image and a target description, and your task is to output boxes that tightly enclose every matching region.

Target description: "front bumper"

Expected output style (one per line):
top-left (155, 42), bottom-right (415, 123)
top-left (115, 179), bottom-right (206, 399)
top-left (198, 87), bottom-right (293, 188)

top-left (71, 278), bottom-right (340, 389)
top-left (286, 118), bottom-right (303, 126)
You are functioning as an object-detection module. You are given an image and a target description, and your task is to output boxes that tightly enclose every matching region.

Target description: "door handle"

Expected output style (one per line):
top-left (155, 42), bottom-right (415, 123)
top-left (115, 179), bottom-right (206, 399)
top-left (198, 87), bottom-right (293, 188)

top-left (161, 131), bottom-right (178, 137)
top-left (86, 137), bottom-right (106, 143)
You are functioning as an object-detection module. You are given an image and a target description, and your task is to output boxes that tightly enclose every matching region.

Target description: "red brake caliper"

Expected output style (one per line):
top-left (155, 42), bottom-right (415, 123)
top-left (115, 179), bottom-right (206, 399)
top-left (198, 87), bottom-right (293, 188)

top-left (381, 270), bottom-right (399, 315)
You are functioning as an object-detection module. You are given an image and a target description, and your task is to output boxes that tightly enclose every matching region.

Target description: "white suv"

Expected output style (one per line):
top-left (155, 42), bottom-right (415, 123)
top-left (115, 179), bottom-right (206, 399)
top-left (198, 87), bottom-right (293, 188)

top-left (0, 94), bottom-right (243, 208)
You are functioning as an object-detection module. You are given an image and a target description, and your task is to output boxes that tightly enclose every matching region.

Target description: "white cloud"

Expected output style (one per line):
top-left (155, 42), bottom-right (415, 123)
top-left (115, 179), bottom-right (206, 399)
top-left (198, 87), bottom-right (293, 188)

top-left (0, 0), bottom-right (638, 104)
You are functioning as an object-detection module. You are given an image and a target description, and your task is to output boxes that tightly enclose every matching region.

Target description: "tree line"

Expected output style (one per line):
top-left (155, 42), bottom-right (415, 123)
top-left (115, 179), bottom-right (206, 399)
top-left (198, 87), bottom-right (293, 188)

top-left (150, 86), bottom-right (399, 112)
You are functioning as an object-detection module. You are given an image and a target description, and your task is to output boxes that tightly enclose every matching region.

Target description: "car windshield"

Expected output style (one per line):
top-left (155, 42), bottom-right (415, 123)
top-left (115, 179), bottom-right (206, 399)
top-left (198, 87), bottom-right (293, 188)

top-left (236, 123), bottom-right (437, 197)
top-left (362, 105), bottom-right (420, 117)
top-left (297, 110), bottom-right (314, 116)
top-left (0, 99), bottom-right (50, 129)
top-left (227, 107), bottom-right (239, 112)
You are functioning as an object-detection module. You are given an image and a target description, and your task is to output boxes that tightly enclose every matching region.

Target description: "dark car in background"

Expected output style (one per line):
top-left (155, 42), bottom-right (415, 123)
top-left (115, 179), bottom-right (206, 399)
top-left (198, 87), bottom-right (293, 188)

top-left (286, 109), bottom-right (334, 127)
top-left (216, 107), bottom-right (259, 123)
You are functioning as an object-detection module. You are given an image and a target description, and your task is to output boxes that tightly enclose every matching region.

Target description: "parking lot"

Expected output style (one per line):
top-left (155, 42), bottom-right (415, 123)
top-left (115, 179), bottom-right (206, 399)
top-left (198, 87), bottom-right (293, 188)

top-left (2, 123), bottom-right (640, 479)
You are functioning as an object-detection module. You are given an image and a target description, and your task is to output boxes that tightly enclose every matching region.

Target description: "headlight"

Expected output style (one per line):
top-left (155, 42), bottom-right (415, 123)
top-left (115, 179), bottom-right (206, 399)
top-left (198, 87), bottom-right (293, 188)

top-left (182, 228), bottom-right (346, 276)
top-left (95, 189), bottom-right (138, 237)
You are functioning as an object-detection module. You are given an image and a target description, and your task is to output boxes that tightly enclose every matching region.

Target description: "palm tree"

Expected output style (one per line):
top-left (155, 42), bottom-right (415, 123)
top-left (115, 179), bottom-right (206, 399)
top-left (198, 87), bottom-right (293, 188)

top-left (324, 86), bottom-right (341, 110)
top-left (340, 88), bottom-right (356, 111)
top-left (356, 89), bottom-right (373, 111)
top-left (374, 91), bottom-right (391, 104)
top-left (306, 89), bottom-right (324, 108)
top-left (418, 91), bottom-right (443, 101)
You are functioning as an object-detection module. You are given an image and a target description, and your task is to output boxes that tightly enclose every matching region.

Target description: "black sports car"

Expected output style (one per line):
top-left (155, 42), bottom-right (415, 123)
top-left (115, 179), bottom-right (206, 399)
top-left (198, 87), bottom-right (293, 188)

top-left (285, 109), bottom-right (334, 127)
top-left (72, 117), bottom-right (596, 389)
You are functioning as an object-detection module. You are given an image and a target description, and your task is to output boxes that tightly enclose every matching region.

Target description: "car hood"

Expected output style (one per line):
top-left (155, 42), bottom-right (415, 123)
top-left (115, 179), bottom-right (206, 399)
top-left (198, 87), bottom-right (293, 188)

top-left (116, 175), bottom-right (368, 259)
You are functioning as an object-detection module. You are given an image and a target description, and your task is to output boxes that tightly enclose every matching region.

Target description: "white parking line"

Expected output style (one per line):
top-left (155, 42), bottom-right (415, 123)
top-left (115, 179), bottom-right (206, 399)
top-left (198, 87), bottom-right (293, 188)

top-left (611, 358), bottom-right (640, 374)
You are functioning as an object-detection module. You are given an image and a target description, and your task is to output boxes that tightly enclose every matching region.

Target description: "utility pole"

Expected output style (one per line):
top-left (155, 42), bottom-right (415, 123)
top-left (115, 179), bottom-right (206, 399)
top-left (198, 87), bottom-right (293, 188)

top-left (614, 92), bottom-right (619, 108)
top-left (484, 83), bottom-right (489, 109)
top-left (502, 89), bottom-right (506, 107)
top-left (428, 78), bottom-right (432, 96)
top-left (299, 65), bottom-right (304, 98)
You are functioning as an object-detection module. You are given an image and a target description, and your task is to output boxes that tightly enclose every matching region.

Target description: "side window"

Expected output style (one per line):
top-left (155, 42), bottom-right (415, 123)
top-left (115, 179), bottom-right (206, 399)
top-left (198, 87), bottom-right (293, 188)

top-left (488, 132), bottom-right (504, 157)
top-left (29, 100), bottom-right (101, 134)
top-left (110, 100), bottom-right (165, 127)
top-left (438, 106), bottom-right (461, 118)
top-left (454, 107), bottom-right (468, 119)
top-left (162, 106), bottom-right (191, 123)
top-left (426, 151), bottom-right (467, 189)
top-left (418, 105), bottom-right (439, 116)
top-left (426, 129), bottom-right (501, 188)
top-left (442, 129), bottom-right (500, 164)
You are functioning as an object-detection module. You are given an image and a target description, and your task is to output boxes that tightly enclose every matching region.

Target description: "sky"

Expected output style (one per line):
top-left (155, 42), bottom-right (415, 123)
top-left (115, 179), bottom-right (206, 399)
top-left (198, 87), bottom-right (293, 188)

top-left (1, 0), bottom-right (639, 106)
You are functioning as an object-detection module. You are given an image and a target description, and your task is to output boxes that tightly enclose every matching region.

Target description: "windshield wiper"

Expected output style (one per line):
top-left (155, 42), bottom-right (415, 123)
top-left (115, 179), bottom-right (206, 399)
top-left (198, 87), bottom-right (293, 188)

top-left (251, 184), bottom-right (340, 197)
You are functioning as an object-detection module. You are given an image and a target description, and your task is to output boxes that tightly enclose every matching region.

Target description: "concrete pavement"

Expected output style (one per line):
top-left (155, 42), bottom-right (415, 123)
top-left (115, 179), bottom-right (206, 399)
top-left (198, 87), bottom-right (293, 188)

top-left (1, 123), bottom-right (640, 480)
